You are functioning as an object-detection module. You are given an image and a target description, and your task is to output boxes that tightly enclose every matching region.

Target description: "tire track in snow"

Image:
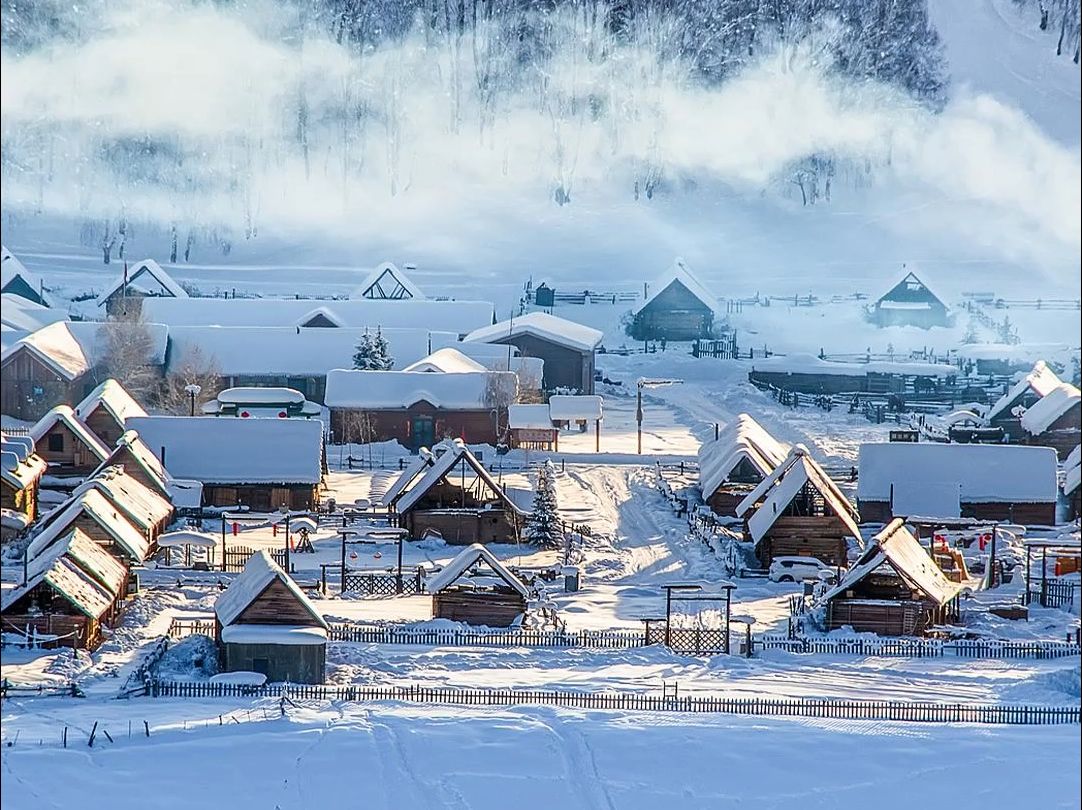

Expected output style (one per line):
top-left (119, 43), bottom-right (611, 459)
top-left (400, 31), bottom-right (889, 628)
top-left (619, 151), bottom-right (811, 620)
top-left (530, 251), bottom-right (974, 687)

top-left (368, 714), bottom-right (435, 810)
top-left (547, 714), bottom-right (617, 810)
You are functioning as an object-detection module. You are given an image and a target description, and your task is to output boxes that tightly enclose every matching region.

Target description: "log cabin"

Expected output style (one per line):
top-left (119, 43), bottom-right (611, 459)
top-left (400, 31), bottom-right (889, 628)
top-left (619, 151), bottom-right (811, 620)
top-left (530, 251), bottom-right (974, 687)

top-left (1, 527), bottom-right (129, 650)
top-left (91, 430), bottom-right (171, 498)
top-left (95, 259), bottom-right (189, 318)
top-left (82, 465), bottom-right (175, 543)
top-left (428, 543), bottom-right (531, 627)
top-left (26, 488), bottom-right (152, 565)
top-left (126, 416), bottom-right (325, 511)
top-left (871, 271), bottom-right (950, 329)
top-left (984, 361), bottom-right (1065, 442)
top-left (214, 550), bottom-right (329, 684)
top-left (1020, 383), bottom-right (1080, 459)
top-left (1, 434), bottom-right (47, 523)
top-left (74, 378), bottom-right (149, 448)
top-left (629, 258), bottom-right (718, 342)
top-left (28, 405), bottom-right (110, 476)
top-left (857, 443), bottom-right (1058, 526)
top-left (817, 519), bottom-right (963, 636)
top-left (698, 414), bottom-right (790, 517)
top-left (735, 447), bottom-right (862, 567)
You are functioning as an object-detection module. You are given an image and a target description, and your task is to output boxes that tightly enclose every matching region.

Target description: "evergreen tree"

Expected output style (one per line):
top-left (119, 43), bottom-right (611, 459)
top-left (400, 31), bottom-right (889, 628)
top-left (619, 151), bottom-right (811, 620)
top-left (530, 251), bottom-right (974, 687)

top-left (524, 460), bottom-right (562, 549)
top-left (352, 328), bottom-right (377, 369)
top-left (372, 326), bottom-right (394, 370)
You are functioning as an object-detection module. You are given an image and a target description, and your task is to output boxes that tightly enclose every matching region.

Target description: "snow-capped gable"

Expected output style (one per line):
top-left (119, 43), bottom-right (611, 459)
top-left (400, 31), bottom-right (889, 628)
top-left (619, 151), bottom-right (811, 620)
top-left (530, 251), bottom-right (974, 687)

top-left (634, 257), bottom-right (718, 316)
top-left (1020, 383), bottom-right (1080, 436)
top-left (427, 543), bottom-right (530, 598)
top-left (215, 550), bottom-right (328, 629)
top-left (1, 246), bottom-right (53, 306)
top-left (351, 262), bottom-right (425, 301)
top-left (464, 312), bottom-right (603, 353)
top-left (95, 259), bottom-right (188, 307)
top-left (380, 445), bottom-right (438, 507)
top-left (2, 321), bottom-right (169, 381)
top-left (986, 361), bottom-right (1064, 423)
top-left (0, 530), bottom-right (120, 619)
top-left (402, 347), bottom-right (486, 374)
top-left (698, 414), bottom-right (790, 498)
top-left (94, 430), bottom-right (171, 494)
top-left (126, 417), bottom-right (324, 485)
top-left (84, 466), bottom-right (174, 532)
top-left (875, 270), bottom-right (946, 309)
top-left (75, 379), bottom-right (148, 427)
top-left (395, 440), bottom-right (525, 515)
top-left (27, 488), bottom-right (151, 562)
top-left (325, 369), bottom-right (516, 410)
top-left (29, 405), bottom-right (111, 462)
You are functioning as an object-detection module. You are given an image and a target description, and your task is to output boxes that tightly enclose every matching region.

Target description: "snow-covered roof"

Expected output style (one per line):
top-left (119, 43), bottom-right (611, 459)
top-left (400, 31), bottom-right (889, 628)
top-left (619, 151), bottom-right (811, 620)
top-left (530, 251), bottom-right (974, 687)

top-left (820, 519), bottom-right (963, 607)
top-left (74, 379), bottom-right (148, 428)
top-left (83, 466), bottom-right (174, 532)
top-left (91, 430), bottom-right (171, 495)
top-left (351, 262), bottom-right (425, 301)
top-left (956, 343), bottom-right (1069, 363)
top-left (508, 404), bottom-right (554, 430)
top-left (126, 417), bottom-right (324, 485)
top-left (217, 387), bottom-right (306, 405)
top-left (166, 325), bottom-right (459, 376)
top-left (141, 297), bottom-right (494, 335)
top-left (1065, 464), bottom-right (1081, 497)
top-left (986, 361), bottom-right (1064, 423)
top-left (215, 550), bottom-right (328, 629)
top-left (29, 406), bottom-right (111, 462)
top-left (402, 347), bottom-right (486, 374)
top-left (324, 369), bottom-right (516, 410)
top-left (1020, 383), bottom-right (1080, 436)
top-left (633, 257), bottom-right (718, 316)
top-left (1, 320), bottom-right (169, 381)
top-left (157, 529), bottom-right (217, 548)
top-left (27, 488), bottom-right (151, 562)
top-left (875, 270), bottom-right (946, 308)
top-left (464, 312), bottom-right (603, 353)
top-left (548, 395), bottom-right (603, 422)
top-left (751, 353), bottom-right (957, 378)
top-left (857, 443), bottom-right (1058, 504)
top-left (1065, 445), bottom-right (1081, 471)
top-left (1, 444), bottom-right (47, 491)
top-left (395, 440), bottom-right (526, 515)
top-left (698, 414), bottom-right (790, 498)
top-left (427, 543), bottom-right (530, 598)
top-left (1, 294), bottom-right (66, 336)
top-left (95, 259), bottom-right (189, 307)
top-left (740, 450), bottom-right (861, 546)
top-left (220, 624), bottom-right (328, 645)
top-left (379, 446), bottom-right (437, 507)
top-left (1, 246), bottom-right (53, 306)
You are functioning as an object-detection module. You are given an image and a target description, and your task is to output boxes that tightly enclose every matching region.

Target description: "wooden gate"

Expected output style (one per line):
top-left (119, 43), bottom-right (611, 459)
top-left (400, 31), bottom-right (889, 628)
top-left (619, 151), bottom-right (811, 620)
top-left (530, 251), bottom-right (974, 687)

top-left (223, 545), bottom-right (288, 573)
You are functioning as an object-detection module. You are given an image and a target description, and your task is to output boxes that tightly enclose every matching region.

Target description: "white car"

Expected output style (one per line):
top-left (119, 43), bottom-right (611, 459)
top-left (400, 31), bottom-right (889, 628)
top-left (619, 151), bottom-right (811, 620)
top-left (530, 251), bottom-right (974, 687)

top-left (768, 556), bottom-right (833, 583)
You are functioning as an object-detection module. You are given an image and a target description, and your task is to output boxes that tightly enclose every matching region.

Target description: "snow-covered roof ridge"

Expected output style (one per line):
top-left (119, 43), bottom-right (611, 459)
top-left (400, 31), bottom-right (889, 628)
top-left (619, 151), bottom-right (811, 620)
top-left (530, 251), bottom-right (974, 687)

top-left (215, 550), bottom-right (328, 629)
top-left (83, 465), bottom-right (174, 533)
top-left (986, 361), bottom-right (1064, 423)
top-left (126, 417), bottom-right (324, 485)
top-left (1019, 383), bottom-right (1080, 436)
top-left (464, 312), bottom-right (603, 353)
top-left (876, 269), bottom-right (946, 307)
top-left (427, 543), bottom-right (530, 598)
top-left (751, 353), bottom-right (957, 378)
top-left (395, 440), bottom-right (526, 515)
top-left (27, 488), bottom-right (151, 562)
top-left (1, 246), bottom-right (53, 306)
top-left (95, 259), bottom-right (188, 307)
top-left (857, 443), bottom-right (1058, 504)
top-left (324, 369), bottom-right (517, 410)
top-left (698, 414), bottom-right (790, 498)
top-left (634, 257), bottom-right (719, 315)
top-left (74, 379), bottom-right (149, 426)
top-left (1066, 445), bottom-right (1081, 471)
top-left (1, 320), bottom-right (169, 381)
top-left (28, 405), bottom-right (111, 462)
top-left (508, 404), bottom-right (554, 430)
top-left (402, 347), bottom-right (486, 374)
top-left (351, 261), bottom-right (425, 301)
top-left (548, 395), bottom-right (603, 422)
top-left (90, 430), bottom-right (171, 494)
top-left (819, 519), bottom-right (963, 607)
top-left (379, 445), bottom-right (439, 507)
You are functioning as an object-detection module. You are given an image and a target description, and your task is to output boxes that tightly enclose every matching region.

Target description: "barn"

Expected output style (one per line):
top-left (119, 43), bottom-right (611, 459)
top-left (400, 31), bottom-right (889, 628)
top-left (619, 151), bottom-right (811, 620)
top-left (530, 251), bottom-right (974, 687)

top-left (74, 379), bottom-right (149, 447)
top-left (1, 434), bottom-right (47, 523)
top-left (325, 369), bottom-right (517, 449)
top-left (1020, 382), bottom-right (1080, 459)
top-left (388, 439), bottom-right (526, 545)
top-left (984, 361), bottom-right (1065, 441)
top-left (871, 271), bottom-right (950, 329)
top-left (697, 414), bottom-right (790, 517)
top-left (817, 519), bottom-right (963, 636)
top-left (856, 442), bottom-right (1059, 526)
top-left (96, 259), bottom-right (189, 318)
top-left (735, 447), bottom-right (862, 567)
top-left (629, 259), bottom-right (718, 342)
top-left (127, 416), bottom-right (325, 511)
top-left (214, 550), bottom-right (329, 684)
top-left (28, 405), bottom-right (110, 476)
top-left (1, 527), bottom-right (129, 650)
top-left (428, 543), bottom-right (531, 627)
top-left (463, 312), bottom-right (602, 395)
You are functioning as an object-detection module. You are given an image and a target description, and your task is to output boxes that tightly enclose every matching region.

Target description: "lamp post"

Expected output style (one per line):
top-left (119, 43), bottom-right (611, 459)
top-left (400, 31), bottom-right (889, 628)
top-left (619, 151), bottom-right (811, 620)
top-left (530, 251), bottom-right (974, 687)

top-left (184, 383), bottom-right (203, 417)
top-left (279, 504), bottom-right (291, 574)
top-left (637, 378), bottom-right (683, 454)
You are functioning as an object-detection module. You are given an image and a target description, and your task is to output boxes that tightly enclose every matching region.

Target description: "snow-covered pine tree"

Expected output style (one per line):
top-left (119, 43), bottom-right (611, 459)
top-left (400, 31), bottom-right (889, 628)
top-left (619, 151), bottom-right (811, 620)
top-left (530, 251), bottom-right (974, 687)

top-left (524, 460), bottom-right (562, 549)
top-left (352, 328), bottom-right (376, 369)
top-left (372, 326), bottom-right (394, 370)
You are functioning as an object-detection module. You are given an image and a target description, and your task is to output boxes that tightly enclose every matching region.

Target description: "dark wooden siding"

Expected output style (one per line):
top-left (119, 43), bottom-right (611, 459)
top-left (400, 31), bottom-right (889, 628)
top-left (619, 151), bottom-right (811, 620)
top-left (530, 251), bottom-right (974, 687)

top-left (220, 641), bottom-right (325, 684)
top-left (203, 484), bottom-right (317, 511)
top-left (236, 579), bottom-right (323, 626)
top-left (82, 406), bottom-right (126, 447)
top-left (489, 334), bottom-right (594, 394)
top-left (630, 281), bottom-right (714, 341)
top-left (859, 498), bottom-right (1056, 527)
top-left (36, 424), bottom-right (102, 474)
top-left (0, 349), bottom-right (83, 421)
top-left (403, 508), bottom-right (521, 545)
top-left (432, 590), bottom-right (526, 627)
top-left (330, 405), bottom-right (501, 449)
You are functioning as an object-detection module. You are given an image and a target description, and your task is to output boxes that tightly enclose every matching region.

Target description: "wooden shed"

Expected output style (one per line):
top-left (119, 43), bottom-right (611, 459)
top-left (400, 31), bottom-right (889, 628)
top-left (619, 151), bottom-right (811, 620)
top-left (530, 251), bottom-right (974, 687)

top-left (428, 543), bottom-right (530, 627)
top-left (28, 405), bottom-right (111, 476)
top-left (1020, 383), bottom-right (1080, 459)
top-left (389, 439), bottom-right (526, 545)
top-left (984, 361), bottom-right (1065, 442)
top-left (629, 259), bottom-right (718, 342)
top-left (91, 430), bottom-right (172, 499)
top-left (748, 353), bottom-right (958, 395)
top-left (74, 379), bottom-right (149, 447)
top-left (1, 434), bottom-right (47, 522)
top-left (735, 447), bottom-right (862, 567)
top-left (214, 550), bottom-right (329, 684)
top-left (95, 259), bottom-right (189, 318)
top-left (871, 271), bottom-right (949, 329)
top-left (697, 414), bottom-right (789, 517)
top-left (817, 519), bottom-right (963, 636)
top-left (1, 527), bottom-right (129, 650)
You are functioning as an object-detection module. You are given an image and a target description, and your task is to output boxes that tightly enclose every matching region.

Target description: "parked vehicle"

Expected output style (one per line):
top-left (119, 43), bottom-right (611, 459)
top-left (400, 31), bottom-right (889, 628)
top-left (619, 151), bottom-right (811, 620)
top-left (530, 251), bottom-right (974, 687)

top-left (768, 556), bottom-right (833, 583)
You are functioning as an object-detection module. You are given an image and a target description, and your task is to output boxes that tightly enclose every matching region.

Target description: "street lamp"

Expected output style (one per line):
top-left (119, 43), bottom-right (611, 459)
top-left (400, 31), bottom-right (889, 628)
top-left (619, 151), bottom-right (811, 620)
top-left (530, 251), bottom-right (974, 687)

top-left (636, 378), bottom-right (683, 454)
top-left (279, 504), bottom-right (291, 574)
top-left (184, 383), bottom-right (203, 417)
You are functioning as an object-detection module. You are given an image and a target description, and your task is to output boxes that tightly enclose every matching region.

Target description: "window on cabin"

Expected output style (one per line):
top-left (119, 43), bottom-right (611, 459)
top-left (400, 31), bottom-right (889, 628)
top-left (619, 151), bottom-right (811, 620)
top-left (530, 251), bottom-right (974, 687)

top-left (47, 433), bottom-right (64, 452)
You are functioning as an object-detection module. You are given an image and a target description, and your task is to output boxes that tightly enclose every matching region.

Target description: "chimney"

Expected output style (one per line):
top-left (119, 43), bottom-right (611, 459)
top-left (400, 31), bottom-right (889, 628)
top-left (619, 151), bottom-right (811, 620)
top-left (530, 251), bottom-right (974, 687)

top-left (160, 446), bottom-right (167, 466)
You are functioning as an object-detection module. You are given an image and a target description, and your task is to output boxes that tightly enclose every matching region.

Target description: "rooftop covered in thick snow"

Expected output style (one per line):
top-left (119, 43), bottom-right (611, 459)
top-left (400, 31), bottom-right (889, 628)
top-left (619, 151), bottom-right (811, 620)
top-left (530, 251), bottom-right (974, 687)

top-left (464, 312), bottom-right (603, 353)
top-left (324, 369), bottom-right (516, 410)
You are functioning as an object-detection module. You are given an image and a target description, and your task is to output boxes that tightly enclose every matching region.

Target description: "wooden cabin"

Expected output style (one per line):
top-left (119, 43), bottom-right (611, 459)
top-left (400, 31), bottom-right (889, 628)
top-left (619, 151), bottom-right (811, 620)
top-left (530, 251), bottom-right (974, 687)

top-left (214, 550), bottom-right (329, 684)
top-left (1020, 383), bottom-right (1080, 459)
top-left (985, 361), bottom-right (1064, 442)
top-left (27, 488), bottom-right (152, 565)
top-left (28, 405), bottom-right (110, 476)
top-left (388, 440), bottom-right (526, 545)
top-left (95, 259), bottom-right (188, 318)
top-left (428, 543), bottom-right (530, 627)
top-left (1, 434), bottom-right (47, 522)
top-left (464, 312), bottom-right (602, 395)
top-left (748, 353), bottom-right (958, 396)
top-left (325, 369), bottom-right (515, 450)
top-left (1, 246), bottom-right (51, 307)
top-left (127, 416), bottom-right (325, 511)
top-left (351, 261), bottom-right (425, 300)
top-left (507, 404), bottom-right (557, 450)
top-left (92, 430), bottom-right (172, 498)
top-left (84, 465), bottom-right (175, 543)
top-left (698, 414), bottom-right (789, 517)
top-left (817, 519), bottom-right (963, 636)
top-left (871, 271), bottom-right (949, 329)
top-left (857, 443), bottom-right (1058, 526)
top-left (629, 258), bottom-right (718, 342)
top-left (735, 447), bottom-right (862, 567)
top-left (74, 378), bottom-right (149, 447)
top-left (1, 528), bottom-right (129, 650)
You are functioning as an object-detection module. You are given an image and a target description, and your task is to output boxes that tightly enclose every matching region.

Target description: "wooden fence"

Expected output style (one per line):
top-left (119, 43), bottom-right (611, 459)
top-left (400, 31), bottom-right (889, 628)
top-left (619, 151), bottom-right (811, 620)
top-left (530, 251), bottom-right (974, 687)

top-left (146, 681), bottom-right (1081, 725)
top-left (754, 635), bottom-right (1082, 659)
top-left (222, 545), bottom-right (287, 573)
top-left (326, 624), bottom-right (648, 648)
